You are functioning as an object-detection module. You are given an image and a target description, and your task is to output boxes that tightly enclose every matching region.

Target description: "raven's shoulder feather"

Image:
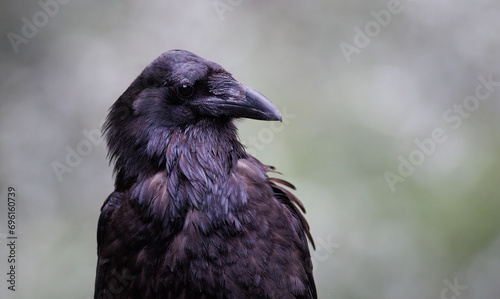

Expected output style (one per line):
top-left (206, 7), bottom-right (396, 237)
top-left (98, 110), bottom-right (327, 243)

top-left (233, 156), bottom-right (317, 299)
top-left (95, 191), bottom-right (126, 298)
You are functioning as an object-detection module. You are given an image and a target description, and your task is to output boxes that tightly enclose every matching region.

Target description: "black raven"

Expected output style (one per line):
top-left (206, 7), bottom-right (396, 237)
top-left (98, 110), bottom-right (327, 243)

top-left (95, 49), bottom-right (316, 299)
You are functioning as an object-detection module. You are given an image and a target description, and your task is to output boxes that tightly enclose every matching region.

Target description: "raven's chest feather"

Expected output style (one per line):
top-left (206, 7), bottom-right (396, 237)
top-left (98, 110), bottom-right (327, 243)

top-left (109, 159), bottom-right (273, 296)
top-left (97, 158), bottom-right (314, 299)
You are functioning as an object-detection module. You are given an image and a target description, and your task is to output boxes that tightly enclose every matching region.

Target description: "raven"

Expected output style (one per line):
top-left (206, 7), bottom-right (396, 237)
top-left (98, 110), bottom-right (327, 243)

top-left (95, 50), bottom-right (316, 299)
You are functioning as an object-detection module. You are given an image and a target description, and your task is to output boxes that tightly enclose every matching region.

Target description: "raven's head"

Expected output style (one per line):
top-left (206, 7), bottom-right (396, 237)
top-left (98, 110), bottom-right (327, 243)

top-left (104, 50), bottom-right (281, 189)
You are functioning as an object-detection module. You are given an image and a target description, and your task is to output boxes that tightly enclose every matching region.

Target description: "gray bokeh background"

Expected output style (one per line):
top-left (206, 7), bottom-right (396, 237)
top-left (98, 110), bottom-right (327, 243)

top-left (1, 1), bottom-right (500, 298)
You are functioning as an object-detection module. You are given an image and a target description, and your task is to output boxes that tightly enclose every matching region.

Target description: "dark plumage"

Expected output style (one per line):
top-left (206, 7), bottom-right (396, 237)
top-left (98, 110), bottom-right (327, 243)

top-left (94, 50), bottom-right (316, 299)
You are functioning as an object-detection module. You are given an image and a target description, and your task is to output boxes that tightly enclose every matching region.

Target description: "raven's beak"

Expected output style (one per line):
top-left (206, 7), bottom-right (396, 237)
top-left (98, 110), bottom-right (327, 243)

top-left (239, 86), bottom-right (282, 122)
top-left (200, 85), bottom-right (282, 122)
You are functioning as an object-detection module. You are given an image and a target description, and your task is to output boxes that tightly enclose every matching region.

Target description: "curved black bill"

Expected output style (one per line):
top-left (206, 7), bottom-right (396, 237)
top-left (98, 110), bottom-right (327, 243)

top-left (238, 86), bottom-right (282, 121)
top-left (199, 85), bottom-right (282, 122)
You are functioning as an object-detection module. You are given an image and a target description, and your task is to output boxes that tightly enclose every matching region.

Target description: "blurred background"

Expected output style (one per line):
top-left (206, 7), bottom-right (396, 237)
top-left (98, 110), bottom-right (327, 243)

top-left (1, 0), bottom-right (499, 298)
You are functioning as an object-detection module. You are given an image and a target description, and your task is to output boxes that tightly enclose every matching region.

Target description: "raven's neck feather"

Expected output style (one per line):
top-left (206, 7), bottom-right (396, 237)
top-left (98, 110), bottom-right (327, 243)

top-left (108, 118), bottom-right (246, 191)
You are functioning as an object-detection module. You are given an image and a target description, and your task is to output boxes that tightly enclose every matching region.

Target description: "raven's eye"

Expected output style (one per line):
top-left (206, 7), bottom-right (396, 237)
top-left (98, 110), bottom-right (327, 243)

top-left (176, 84), bottom-right (194, 98)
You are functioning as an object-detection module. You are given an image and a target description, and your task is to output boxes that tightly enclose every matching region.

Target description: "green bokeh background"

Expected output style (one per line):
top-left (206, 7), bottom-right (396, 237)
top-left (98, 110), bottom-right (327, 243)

top-left (1, 1), bottom-right (499, 298)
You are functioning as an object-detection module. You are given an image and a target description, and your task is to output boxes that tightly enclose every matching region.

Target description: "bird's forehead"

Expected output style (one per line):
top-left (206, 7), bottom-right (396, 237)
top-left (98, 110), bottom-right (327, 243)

top-left (155, 50), bottom-right (226, 82)
top-left (170, 62), bottom-right (211, 82)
